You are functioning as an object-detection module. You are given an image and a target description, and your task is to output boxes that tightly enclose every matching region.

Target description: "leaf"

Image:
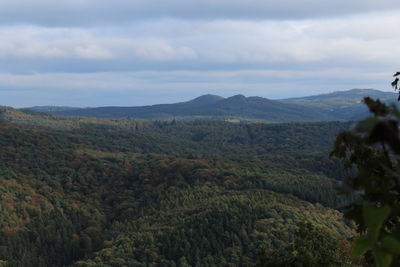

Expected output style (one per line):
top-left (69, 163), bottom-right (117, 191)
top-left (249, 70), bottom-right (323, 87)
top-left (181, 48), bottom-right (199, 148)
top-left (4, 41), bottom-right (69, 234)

top-left (351, 236), bottom-right (373, 258)
top-left (363, 204), bottom-right (391, 241)
top-left (355, 116), bottom-right (379, 133)
top-left (392, 78), bottom-right (399, 89)
top-left (369, 120), bottom-right (400, 153)
top-left (381, 236), bottom-right (400, 254)
top-left (363, 97), bottom-right (389, 116)
top-left (373, 249), bottom-right (393, 267)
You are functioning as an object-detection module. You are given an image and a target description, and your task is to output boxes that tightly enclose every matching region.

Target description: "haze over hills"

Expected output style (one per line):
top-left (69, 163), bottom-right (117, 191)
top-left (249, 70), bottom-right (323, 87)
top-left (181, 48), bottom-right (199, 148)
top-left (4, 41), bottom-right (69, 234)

top-left (25, 89), bottom-right (397, 122)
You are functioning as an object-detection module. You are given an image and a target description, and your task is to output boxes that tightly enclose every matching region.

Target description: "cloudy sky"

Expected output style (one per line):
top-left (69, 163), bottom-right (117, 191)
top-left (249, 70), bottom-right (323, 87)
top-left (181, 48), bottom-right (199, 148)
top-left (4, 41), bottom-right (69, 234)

top-left (1, 0), bottom-right (399, 107)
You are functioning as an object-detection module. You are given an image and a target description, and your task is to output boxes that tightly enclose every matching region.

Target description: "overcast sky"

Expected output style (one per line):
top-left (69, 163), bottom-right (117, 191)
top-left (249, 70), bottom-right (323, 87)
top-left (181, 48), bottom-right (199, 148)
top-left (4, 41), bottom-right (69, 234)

top-left (1, 0), bottom-right (399, 107)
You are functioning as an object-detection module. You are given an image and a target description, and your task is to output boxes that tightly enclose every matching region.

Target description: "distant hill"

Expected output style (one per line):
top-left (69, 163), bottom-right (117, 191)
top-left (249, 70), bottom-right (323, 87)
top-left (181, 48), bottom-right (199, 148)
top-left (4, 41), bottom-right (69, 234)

top-left (23, 89), bottom-right (397, 122)
top-left (281, 88), bottom-right (397, 121)
top-left (26, 106), bottom-right (81, 113)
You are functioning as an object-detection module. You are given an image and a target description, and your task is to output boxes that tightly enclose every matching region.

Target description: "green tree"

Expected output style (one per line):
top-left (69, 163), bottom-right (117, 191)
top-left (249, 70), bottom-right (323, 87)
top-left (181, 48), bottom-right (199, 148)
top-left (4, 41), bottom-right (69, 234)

top-left (257, 222), bottom-right (354, 266)
top-left (331, 73), bottom-right (400, 267)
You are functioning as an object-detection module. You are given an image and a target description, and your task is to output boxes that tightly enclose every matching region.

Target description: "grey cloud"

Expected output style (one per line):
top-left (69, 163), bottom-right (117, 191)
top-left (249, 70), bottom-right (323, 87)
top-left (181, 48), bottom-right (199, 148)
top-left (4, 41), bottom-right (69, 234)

top-left (1, 15), bottom-right (399, 75)
top-left (0, 68), bottom-right (391, 107)
top-left (0, 2), bottom-right (398, 107)
top-left (0, 0), bottom-right (399, 26)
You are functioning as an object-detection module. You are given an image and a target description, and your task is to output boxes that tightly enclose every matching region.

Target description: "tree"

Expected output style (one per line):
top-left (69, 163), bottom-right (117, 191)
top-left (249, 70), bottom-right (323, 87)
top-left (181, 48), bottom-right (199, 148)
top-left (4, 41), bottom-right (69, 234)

top-left (257, 222), bottom-right (355, 266)
top-left (331, 73), bottom-right (400, 267)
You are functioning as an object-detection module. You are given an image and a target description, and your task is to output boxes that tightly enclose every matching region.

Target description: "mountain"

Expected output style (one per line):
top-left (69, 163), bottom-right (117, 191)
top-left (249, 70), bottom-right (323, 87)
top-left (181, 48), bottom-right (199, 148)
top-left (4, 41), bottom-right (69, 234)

top-left (186, 94), bottom-right (224, 105)
top-left (23, 88), bottom-right (397, 122)
top-left (24, 94), bottom-right (328, 122)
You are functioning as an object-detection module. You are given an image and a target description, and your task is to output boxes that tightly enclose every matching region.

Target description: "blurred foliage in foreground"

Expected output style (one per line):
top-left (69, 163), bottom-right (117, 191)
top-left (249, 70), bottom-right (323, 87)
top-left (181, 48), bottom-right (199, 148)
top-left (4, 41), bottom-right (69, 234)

top-left (331, 95), bottom-right (400, 267)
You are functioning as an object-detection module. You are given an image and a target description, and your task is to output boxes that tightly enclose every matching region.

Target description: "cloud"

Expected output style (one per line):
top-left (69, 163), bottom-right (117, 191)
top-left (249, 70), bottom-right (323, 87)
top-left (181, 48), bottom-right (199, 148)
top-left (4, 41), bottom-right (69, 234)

top-left (0, 0), bottom-right (399, 27)
top-left (1, 12), bottom-right (400, 74)
top-left (74, 45), bottom-right (113, 60)
top-left (0, 68), bottom-right (392, 108)
top-left (0, 2), bottom-right (398, 107)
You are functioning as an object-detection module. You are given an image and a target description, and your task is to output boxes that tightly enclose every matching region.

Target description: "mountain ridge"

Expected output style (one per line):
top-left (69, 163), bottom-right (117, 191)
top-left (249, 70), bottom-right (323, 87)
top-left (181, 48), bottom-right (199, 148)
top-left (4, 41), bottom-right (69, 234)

top-left (23, 89), bottom-right (397, 122)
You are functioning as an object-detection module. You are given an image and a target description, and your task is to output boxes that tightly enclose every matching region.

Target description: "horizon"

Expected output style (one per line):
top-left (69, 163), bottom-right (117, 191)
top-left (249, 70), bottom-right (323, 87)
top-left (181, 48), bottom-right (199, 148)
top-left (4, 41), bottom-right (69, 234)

top-left (15, 88), bottom-right (393, 109)
top-left (0, 1), bottom-right (399, 107)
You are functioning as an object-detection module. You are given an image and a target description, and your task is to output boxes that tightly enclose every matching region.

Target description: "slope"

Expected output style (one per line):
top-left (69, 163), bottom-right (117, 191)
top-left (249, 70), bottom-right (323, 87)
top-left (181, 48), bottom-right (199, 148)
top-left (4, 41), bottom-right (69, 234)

top-left (0, 108), bottom-right (355, 266)
top-left (281, 88), bottom-right (397, 120)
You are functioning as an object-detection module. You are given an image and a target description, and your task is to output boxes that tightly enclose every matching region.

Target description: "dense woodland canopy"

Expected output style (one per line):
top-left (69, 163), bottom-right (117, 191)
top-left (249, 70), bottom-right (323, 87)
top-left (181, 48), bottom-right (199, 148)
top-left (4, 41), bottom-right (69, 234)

top-left (0, 107), bottom-right (359, 266)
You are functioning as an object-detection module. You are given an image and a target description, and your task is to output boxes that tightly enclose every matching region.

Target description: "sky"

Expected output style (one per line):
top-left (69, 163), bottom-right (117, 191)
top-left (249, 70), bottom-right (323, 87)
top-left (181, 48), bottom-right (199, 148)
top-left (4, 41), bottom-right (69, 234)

top-left (1, 0), bottom-right (399, 107)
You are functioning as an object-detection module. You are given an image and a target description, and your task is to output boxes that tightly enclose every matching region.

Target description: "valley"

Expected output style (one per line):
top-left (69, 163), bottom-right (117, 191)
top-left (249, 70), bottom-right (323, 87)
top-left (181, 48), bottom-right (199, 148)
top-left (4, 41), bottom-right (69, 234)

top-left (0, 106), bottom-right (357, 266)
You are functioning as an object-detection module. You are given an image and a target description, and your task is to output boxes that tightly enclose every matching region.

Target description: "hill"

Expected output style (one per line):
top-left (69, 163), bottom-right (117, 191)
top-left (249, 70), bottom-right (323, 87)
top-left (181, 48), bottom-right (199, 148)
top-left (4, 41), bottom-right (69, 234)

top-left (26, 106), bottom-right (81, 113)
top-left (28, 94), bottom-right (329, 122)
top-left (24, 88), bottom-right (397, 122)
top-left (0, 107), bottom-right (356, 266)
top-left (281, 88), bottom-right (397, 121)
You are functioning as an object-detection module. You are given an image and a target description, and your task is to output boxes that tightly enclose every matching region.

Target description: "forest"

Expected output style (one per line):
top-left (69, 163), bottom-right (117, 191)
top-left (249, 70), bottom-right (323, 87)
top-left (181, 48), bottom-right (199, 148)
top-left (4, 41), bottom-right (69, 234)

top-left (0, 107), bottom-right (359, 266)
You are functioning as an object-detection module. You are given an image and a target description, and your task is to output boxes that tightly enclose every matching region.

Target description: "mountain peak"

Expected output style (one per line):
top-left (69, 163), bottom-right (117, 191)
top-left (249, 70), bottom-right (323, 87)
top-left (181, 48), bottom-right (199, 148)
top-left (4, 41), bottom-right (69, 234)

top-left (225, 94), bottom-right (247, 102)
top-left (230, 94), bottom-right (246, 99)
top-left (187, 94), bottom-right (224, 105)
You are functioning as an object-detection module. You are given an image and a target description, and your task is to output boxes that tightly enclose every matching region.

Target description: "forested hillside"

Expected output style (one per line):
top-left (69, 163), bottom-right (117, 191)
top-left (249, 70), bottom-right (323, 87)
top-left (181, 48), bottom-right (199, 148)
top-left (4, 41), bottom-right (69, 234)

top-left (0, 107), bottom-right (357, 266)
